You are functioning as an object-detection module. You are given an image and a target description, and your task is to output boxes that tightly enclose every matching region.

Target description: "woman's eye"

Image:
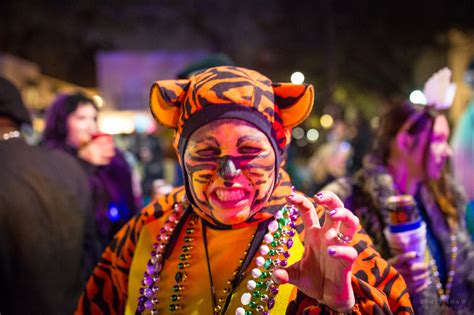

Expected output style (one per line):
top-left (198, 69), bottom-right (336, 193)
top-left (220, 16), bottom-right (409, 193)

top-left (239, 146), bottom-right (263, 154)
top-left (197, 148), bottom-right (219, 156)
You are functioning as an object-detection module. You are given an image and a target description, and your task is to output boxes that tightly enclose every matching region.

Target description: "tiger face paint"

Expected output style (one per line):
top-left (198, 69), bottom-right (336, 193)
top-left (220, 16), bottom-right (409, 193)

top-left (184, 119), bottom-right (277, 225)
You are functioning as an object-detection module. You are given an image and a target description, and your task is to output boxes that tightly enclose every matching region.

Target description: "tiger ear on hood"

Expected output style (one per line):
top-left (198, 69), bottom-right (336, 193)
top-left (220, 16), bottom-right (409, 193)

top-left (149, 79), bottom-right (189, 128)
top-left (272, 83), bottom-right (314, 128)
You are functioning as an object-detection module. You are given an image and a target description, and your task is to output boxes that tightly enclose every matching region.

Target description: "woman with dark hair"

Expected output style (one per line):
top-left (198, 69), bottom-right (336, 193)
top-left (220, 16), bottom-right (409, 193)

top-left (325, 69), bottom-right (474, 314)
top-left (43, 92), bottom-right (138, 250)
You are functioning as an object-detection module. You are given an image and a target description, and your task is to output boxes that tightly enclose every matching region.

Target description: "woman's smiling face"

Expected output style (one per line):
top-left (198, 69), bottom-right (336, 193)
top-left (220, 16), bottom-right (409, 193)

top-left (184, 119), bottom-right (276, 225)
top-left (66, 102), bottom-right (98, 148)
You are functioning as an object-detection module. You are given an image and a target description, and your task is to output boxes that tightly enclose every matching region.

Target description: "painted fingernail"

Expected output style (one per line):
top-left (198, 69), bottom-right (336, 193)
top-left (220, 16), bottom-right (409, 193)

top-left (328, 248), bottom-right (336, 256)
top-left (271, 270), bottom-right (281, 284)
top-left (291, 185), bottom-right (296, 193)
top-left (287, 194), bottom-right (295, 201)
top-left (316, 192), bottom-right (323, 199)
top-left (329, 209), bottom-right (337, 216)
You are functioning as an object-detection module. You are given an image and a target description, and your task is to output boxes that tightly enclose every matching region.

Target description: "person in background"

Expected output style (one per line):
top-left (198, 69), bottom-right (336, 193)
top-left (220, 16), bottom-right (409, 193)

top-left (134, 128), bottom-right (165, 204)
top-left (325, 68), bottom-right (474, 313)
top-left (160, 127), bottom-right (185, 187)
top-left (307, 141), bottom-right (352, 194)
top-left (0, 78), bottom-right (97, 314)
top-left (77, 66), bottom-right (412, 314)
top-left (347, 115), bottom-right (373, 175)
top-left (42, 92), bottom-right (138, 250)
top-left (115, 133), bottom-right (144, 209)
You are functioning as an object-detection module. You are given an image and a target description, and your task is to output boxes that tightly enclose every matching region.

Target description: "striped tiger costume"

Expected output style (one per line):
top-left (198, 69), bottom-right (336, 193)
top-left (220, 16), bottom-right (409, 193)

top-left (76, 66), bottom-right (413, 314)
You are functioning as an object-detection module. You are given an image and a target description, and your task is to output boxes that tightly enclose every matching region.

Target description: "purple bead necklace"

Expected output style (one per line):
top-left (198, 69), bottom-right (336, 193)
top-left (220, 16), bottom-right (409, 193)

top-left (137, 201), bottom-right (186, 314)
top-left (136, 202), bottom-right (298, 314)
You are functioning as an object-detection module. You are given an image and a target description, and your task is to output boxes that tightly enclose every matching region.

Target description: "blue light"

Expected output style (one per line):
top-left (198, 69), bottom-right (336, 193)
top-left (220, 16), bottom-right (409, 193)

top-left (108, 206), bottom-right (120, 222)
top-left (340, 141), bottom-right (351, 152)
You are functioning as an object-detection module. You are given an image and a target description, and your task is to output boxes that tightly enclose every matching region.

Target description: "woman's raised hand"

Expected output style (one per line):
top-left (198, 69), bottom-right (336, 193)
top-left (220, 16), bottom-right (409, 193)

top-left (387, 252), bottom-right (430, 294)
top-left (78, 134), bottom-right (116, 166)
top-left (273, 190), bottom-right (359, 312)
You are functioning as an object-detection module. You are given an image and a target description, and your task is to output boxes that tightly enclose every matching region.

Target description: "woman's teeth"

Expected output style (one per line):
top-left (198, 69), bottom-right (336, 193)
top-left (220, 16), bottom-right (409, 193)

top-left (215, 189), bottom-right (245, 202)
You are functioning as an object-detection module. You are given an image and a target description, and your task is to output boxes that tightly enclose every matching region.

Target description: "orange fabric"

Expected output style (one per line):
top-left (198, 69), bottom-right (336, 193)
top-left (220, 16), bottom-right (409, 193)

top-left (123, 211), bottom-right (304, 314)
top-left (150, 66), bottom-right (314, 153)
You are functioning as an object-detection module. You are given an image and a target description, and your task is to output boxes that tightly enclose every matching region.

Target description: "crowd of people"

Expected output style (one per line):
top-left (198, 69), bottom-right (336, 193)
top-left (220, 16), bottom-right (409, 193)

top-left (0, 62), bottom-right (473, 315)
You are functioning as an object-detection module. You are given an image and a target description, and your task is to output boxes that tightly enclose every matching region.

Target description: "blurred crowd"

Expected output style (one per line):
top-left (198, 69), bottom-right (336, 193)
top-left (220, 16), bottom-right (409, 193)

top-left (1, 58), bottom-right (474, 314)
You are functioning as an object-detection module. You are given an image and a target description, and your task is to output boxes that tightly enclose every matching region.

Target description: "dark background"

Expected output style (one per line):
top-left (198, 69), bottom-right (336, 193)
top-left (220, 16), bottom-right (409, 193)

top-left (1, 0), bottom-right (474, 116)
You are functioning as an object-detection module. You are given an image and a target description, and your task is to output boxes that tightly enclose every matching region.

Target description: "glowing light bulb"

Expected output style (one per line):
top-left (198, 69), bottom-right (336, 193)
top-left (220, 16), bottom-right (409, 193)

top-left (306, 129), bottom-right (319, 143)
top-left (409, 90), bottom-right (427, 105)
top-left (320, 114), bottom-right (334, 129)
top-left (290, 72), bottom-right (305, 84)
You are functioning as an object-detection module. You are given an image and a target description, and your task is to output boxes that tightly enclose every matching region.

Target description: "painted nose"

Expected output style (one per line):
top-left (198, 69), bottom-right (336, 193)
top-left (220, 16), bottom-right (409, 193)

top-left (446, 144), bottom-right (453, 158)
top-left (219, 157), bottom-right (242, 179)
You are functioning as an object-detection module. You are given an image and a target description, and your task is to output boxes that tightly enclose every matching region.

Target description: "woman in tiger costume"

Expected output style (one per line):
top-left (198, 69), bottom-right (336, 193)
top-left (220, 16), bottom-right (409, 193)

top-left (76, 66), bottom-right (413, 314)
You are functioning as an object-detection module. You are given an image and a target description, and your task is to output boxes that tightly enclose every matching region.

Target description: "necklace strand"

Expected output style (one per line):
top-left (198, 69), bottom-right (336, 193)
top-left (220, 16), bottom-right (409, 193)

top-left (1, 130), bottom-right (21, 141)
top-left (236, 204), bottom-right (298, 315)
top-left (201, 219), bottom-right (258, 314)
top-left (167, 213), bottom-right (198, 312)
top-left (428, 233), bottom-right (457, 305)
top-left (137, 201), bottom-right (186, 314)
top-left (137, 203), bottom-right (298, 314)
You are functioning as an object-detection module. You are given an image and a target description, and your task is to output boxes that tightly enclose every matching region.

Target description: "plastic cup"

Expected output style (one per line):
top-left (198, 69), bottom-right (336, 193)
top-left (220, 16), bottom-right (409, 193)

top-left (383, 222), bottom-right (427, 264)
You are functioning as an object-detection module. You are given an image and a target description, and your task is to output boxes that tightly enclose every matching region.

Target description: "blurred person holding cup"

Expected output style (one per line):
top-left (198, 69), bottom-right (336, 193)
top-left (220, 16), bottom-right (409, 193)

top-left (79, 132), bottom-right (116, 166)
top-left (325, 68), bottom-right (474, 314)
top-left (42, 93), bottom-right (139, 251)
top-left (383, 195), bottom-right (428, 292)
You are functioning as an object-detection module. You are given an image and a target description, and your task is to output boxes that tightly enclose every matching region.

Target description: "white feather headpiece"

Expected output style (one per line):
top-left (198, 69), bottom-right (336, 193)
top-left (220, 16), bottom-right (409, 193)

top-left (422, 67), bottom-right (457, 110)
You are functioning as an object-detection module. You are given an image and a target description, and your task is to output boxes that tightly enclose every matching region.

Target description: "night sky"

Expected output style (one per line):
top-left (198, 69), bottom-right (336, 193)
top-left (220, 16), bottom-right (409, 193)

top-left (1, 0), bottom-right (474, 116)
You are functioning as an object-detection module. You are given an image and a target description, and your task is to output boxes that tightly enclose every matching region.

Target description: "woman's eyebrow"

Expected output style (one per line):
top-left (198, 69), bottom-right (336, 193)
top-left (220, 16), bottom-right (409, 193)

top-left (236, 135), bottom-right (262, 146)
top-left (195, 135), bottom-right (219, 146)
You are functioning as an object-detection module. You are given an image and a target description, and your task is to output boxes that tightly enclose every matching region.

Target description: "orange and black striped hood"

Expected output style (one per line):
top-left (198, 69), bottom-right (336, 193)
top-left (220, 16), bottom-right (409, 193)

top-left (149, 66), bottom-right (314, 155)
top-left (148, 66), bottom-right (314, 228)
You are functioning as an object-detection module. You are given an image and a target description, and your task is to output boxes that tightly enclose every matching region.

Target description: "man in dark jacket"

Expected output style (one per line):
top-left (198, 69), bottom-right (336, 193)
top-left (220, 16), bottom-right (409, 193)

top-left (0, 77), bottom-right (98, 314)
